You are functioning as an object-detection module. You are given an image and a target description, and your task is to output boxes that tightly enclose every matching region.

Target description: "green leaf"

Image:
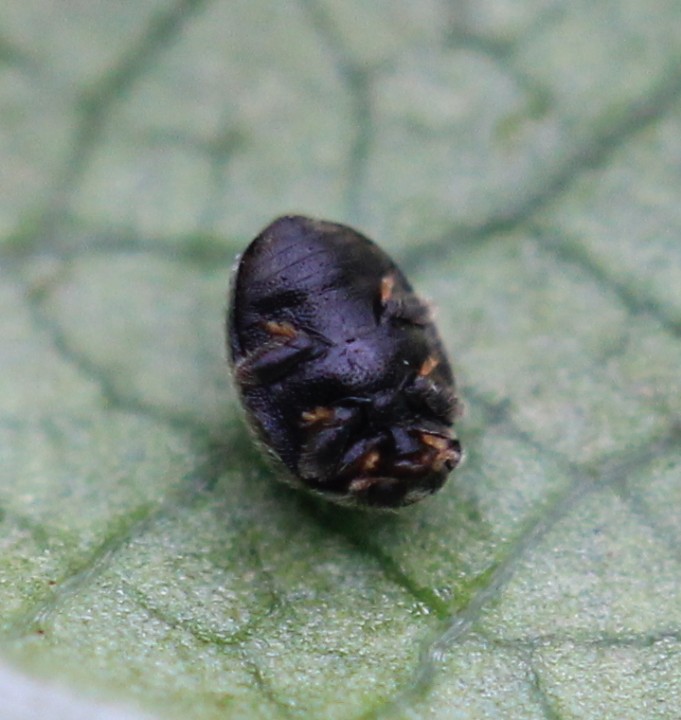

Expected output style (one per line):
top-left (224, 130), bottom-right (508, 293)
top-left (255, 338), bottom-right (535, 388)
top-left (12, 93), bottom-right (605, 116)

top-left (2, 1), bottom-right (681, 718)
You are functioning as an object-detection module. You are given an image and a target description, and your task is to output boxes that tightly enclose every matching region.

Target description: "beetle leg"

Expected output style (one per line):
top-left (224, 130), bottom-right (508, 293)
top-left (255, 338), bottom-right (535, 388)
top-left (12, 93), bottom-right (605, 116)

top-left (418, 355), bottom-right (439, 376)
top-left (335, 435), bottom-right (386, 479)
top-left (378, 273), bottom-right (431, 326)
top-left (380, 275), bottom-right (396, 304)
top-left (419, 431), bottom-right (462, 472)
top-left (385, 294), bottom-right (431, 325)
top-left (404, 374), bottom-right (458, 424)
top-left (297, 406), bottom-right (361, 482)
top-left (236, 323), bottom-right (326, 387)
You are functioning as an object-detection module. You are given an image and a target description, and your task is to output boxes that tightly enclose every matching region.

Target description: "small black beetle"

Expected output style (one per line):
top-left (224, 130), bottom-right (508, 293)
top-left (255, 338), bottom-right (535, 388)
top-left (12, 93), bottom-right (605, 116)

top-left (227, 215), bottom-right (461, 508)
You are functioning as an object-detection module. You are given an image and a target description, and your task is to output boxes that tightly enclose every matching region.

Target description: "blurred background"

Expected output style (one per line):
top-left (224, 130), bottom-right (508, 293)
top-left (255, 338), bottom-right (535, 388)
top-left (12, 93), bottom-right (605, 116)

top-left (4, 0), bottom-right (678, 257)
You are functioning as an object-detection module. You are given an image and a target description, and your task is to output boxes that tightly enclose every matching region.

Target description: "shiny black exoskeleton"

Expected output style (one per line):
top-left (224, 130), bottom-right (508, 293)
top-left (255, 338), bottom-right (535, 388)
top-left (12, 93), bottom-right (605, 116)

top-left (227, 215), bottom-right (461, 508)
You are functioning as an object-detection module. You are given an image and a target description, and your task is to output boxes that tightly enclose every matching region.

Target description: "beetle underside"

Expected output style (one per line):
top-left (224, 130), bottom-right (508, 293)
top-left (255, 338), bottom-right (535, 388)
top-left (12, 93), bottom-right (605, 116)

top-left (228, 215), bottom-right (462, 509)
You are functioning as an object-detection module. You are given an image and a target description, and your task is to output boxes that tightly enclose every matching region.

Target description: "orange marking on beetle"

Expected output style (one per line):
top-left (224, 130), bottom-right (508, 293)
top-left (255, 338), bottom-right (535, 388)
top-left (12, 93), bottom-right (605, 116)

top-left (380, 274), bottom-right (396, 304)
top-left (359, 449), bottom-right (381, 473)
top-left (420, 432), bottom-right (460, 471)
top-left (263, 320), bottom-right (297, 339)
top-left (419, 356), bottom-right (439, 376)
top-left (420, 432), bottom-right (449, 451)
top-left (300, 406), bottom-right (334, 426)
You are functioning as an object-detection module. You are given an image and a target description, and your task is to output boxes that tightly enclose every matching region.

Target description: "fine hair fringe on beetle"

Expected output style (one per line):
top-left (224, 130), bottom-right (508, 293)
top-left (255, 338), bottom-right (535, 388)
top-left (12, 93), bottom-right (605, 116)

top-left (227, 215), bottom-right (462, 509)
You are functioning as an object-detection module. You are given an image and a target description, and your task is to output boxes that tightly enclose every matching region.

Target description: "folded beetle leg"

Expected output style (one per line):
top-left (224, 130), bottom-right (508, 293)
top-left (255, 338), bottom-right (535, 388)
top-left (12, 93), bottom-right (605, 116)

top-left (235, 321), bottom-right (327, 387)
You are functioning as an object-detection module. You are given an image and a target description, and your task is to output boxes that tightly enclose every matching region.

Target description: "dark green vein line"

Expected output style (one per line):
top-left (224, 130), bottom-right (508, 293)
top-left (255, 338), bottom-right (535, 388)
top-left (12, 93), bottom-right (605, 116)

top-left (402, 61), bottom-right (681, 274)
top-left (118, 512), bottom-right (286, 650)
top-left (487, 628), bottom-right (681, 650)
top-left (123, 582), bottom-right (277, 650)
top-left (2, 223), bottom-right (240, 267)
top-left (63, 0), bottom-right (210, 198)
top-left (482, 61), bottom-right (681, 231)
top-left (359, 428), bottom-right (681, 720)
top-left (16, 258), bottom-right (259, 509)
top-left (444, 0), bottom-right (568, 59)
top-left (299, 498), bottom-right (452, 619)
top-left (536, 226), bottom-right (681, 337)
top-left (608, 424), bottom-right (681, 566)
top-left (5, 502), bottom-right (156, 640)
top-left (14, 0), bottom-right (212, 252)
top-left (527, 662), bottom-right (564, 720)
top-left (0, 505), bottom-right (55, 555)
top-left (0, 33), bottom-right (40, 72)
top-left (16, 260), bottom-right (224, 447)
top-left (296, 0), bottom-right (375, 222)
top-left (242, 653), bottom-right (300, 720)
top-left (119, 533), bottom-right (300, 717)
top-left (615, 489), bottom-right (681, 569)
top-left (124, 124), bottom-right (249, 236)
top-left (4, 449), bottom-right (227, 641)
top-left (445, 6), bottom-right (556, 118)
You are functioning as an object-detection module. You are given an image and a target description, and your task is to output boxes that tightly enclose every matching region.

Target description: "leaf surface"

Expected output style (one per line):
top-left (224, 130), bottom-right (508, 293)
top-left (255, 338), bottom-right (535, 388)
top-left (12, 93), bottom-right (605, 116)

top-left (1, 1), bottom-right (681, 718)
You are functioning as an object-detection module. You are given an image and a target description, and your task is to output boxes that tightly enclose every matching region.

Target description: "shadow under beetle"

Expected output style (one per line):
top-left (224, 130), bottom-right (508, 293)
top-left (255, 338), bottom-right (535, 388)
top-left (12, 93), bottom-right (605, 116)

top-left (227, 215), bottom-right (461, 508)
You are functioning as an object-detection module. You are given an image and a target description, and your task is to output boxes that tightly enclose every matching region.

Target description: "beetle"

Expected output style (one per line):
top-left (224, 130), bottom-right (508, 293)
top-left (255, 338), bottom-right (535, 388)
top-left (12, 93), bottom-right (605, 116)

top-left (227, 215), bottom-right (461, 508)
